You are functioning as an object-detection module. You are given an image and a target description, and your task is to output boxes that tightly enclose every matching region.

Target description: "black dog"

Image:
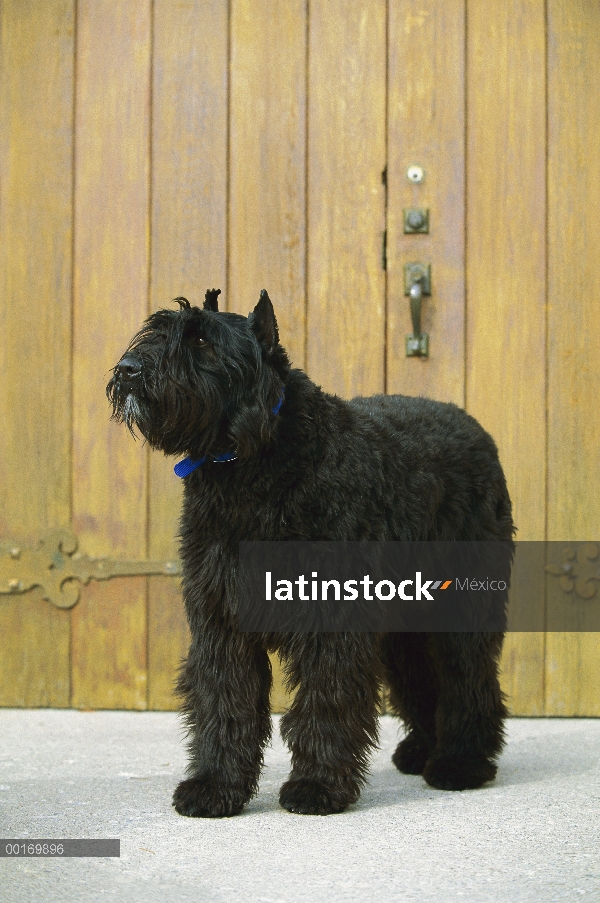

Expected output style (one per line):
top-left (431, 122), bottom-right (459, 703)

top-left (107, 289), bottom-right (513, 817)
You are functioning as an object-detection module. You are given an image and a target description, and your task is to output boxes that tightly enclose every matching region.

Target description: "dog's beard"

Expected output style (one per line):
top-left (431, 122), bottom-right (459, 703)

top-left (122, 393), bottom-right (143, 438)
top-left (107, 380), bottom-right (149, 441)
top-left (107, 374), bottom-right (228, 457)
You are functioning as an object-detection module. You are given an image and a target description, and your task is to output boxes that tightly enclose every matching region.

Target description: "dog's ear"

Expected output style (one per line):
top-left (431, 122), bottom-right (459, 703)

top-left (203, 288), bottom-right (221, 312)
top-left (249, 289), bottom-right (279, 355)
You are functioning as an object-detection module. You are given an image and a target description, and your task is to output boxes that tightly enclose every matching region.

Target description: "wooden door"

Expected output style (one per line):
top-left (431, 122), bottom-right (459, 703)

top-left (1, 1), bottom-right (598, 715)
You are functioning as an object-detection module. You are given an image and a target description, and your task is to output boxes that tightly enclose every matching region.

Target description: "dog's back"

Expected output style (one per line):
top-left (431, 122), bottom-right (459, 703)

top-left (346, 392), bottom-right (514, 542)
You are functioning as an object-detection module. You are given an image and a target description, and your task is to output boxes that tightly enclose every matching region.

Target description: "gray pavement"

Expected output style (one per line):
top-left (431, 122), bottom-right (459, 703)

top-left (0, 710), bottom-right (599, 903)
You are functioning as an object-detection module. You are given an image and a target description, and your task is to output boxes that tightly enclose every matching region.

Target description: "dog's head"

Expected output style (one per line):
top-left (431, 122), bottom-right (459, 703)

top-left (106, 289), bottom-right (290, 459)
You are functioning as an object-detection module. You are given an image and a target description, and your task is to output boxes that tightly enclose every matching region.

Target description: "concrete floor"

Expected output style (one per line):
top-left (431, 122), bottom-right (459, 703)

top-left (0, 710), bottom-right (599, 903)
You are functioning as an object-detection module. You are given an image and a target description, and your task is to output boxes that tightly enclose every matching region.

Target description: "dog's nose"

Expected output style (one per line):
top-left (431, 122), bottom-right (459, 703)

top-left (116, 356), bottom-right (142, 380)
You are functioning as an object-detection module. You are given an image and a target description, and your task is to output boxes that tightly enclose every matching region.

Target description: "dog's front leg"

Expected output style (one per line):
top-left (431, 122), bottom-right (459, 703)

top-left (278, 634), bottom-right (380, 815)
top-left (172, 629), bottom-right (272, 817)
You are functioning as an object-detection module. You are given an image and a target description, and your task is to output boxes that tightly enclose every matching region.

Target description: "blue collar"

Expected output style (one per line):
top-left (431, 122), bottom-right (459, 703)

top-left (174, 390), bottom-right (284, 479)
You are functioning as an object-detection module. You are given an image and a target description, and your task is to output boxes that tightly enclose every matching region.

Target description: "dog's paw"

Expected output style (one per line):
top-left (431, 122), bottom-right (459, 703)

top-left (279, 778), bottom-right (355, 815)
top-left (172, 778), bottom-right (248, 818)
top-left (392, 734), bottom-right (432, 775)
top-left (422, 754), bottom-right (497, 791)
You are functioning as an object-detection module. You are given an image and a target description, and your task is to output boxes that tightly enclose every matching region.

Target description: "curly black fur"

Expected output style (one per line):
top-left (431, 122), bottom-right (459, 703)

top-left (107, 289), bottom-right (513, 817)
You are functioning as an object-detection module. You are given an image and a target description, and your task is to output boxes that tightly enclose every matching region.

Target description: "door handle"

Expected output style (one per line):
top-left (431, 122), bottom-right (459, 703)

top-left (404, 263), bottom-right (431, 357)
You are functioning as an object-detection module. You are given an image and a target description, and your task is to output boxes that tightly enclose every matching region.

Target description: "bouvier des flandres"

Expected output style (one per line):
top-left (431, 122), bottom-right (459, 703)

top-left (107, 289), bottom-right (513, 817)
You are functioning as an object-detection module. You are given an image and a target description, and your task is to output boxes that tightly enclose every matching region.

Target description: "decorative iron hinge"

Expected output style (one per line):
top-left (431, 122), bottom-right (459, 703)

top-left (0, 528), bottom-right (181, 609)
top-left (545, 542), bottom-right (600, 600)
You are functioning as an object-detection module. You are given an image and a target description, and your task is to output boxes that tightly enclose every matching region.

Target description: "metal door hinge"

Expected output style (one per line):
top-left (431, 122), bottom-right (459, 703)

top-left (546, 543), bottom-right (600, 600)
top-left (0, 529), bottom-right (181, 609)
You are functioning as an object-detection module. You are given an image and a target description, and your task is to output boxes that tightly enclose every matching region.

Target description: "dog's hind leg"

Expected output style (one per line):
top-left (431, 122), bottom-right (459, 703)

top-left (172, 630), bottom-right (272, 817)
top-left (278, 634), bottom-right (381, 815)
top-left (423, 632), bottom-right (507, 791)
top-left (381, 633), bottom-right (439, 776)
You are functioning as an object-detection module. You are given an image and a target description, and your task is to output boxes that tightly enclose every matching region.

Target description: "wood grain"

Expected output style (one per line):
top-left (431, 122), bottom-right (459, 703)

top-left (0, 0), bottom-right (74, 705)
top-left (306, 0), bottom-right (387, 398)
top-left (545, 0), bottom-right (600, 715)
top-left (0, 0), bottom-right (74, 537)
top-left (151, 0), bottom-right (228, 329)
top-left (72, 0), bottom-right (151, 708)
top-left (71, 579), bottom-right (147, 710)
top-left (148, 578), bottom-right (190, 711)
top-left (386, 0), bottom-right (465, 405)
top-left (466, 0), bottom-right (547, 714)
top-left (0, 593), bottom-right (70, 707)
top-left (229, 0), bottom-right (307, 369)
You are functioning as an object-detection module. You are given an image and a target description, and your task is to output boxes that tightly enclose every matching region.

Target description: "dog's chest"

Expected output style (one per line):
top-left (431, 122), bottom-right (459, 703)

top-left (182, 466), bottom-right (287, 541)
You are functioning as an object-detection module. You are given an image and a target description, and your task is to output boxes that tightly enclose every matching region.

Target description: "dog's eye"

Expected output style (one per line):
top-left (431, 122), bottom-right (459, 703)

top-left (190, 336), bottom-right (207, 348)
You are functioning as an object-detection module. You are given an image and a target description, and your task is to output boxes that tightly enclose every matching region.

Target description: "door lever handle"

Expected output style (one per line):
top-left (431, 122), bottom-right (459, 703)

top-left (404, 263), bottom-right (431, 357)
top-left (409, 278), bottom-right (424, 339)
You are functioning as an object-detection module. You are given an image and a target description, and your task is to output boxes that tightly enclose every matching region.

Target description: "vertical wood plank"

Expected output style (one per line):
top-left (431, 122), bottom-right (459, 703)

top-left (148, 578), bottom-right (189, 711)
top-left (0, 0), bottom-right (74, 704)
top-left (72, 0), bottom-right (151, 709)
top-left (387, 0), bottom-right (465, 406)
top-left (545, 635), bottom-right (600, 716)
top-left (307, 0), bottom-right (387, 398)
top-left (545, 0), bottom-right (600, 715)
top-left (72, 579), bottom-right (147, 710)
top-left (0, 594), bottom-right (70, 707)
top-left (499, 632), bottom-right (545, 717)
top-left (466, 0), bottom-right (547, 714)
top-left (229, 0), bottom-right (307, 369)
top-left (148, 0), bottom-right (229, 709)
top-left (151, 0), bottom-right (228, 323)
top-left (0, 0), bottom-right (74, 537)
